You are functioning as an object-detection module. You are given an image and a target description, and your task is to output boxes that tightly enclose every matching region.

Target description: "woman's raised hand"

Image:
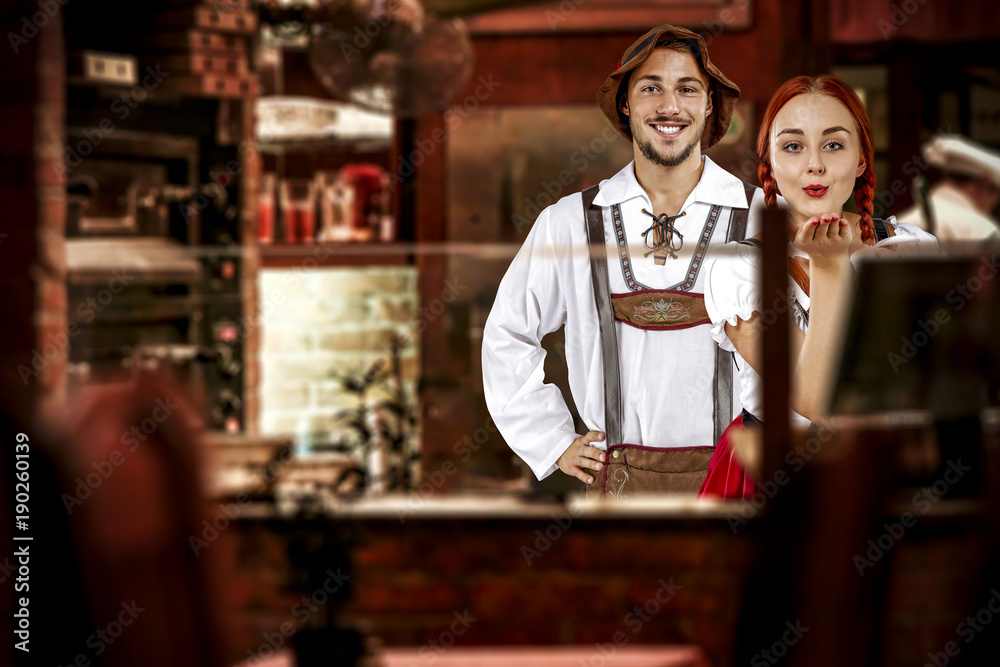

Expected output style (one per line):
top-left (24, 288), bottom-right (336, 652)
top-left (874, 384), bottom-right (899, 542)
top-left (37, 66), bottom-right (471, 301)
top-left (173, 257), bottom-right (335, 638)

top-left (791, 213), bottom-right (853, 267)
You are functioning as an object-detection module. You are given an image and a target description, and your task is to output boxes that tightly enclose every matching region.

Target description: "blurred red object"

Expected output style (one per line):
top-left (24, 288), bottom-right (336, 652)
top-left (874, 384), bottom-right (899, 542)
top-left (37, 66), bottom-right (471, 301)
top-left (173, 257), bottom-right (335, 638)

top-left (338, 163), bottom-right (390, 240)
top-left (280, 178), bottom-right (316, 244)
top-left (58, 378), bottom-right (231, 667)
top-left (258, 173), bottom-right (276, 244)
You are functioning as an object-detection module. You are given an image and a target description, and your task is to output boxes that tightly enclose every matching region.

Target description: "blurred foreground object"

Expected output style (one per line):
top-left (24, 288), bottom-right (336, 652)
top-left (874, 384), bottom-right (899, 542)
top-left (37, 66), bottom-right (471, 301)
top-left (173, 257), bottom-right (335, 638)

top-left (898, 134), bottom-right (1000, 245)
top-left (732, 218), bottom-right (1000, 664)
top-left (832, 254), bottom-right (1000, 421)
top-left (925, 134), bottom-right (1000, 186)
top-left (60, 379), bottom-right (230, 667)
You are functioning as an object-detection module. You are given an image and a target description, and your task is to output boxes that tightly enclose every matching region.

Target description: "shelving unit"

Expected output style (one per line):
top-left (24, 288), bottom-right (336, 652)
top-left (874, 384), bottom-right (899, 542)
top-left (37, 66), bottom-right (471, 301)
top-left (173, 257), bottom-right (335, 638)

top-left (258, 241), bottom-right (413, 268)
top-left (255, 131), bottom-right (404, 257)
top-left (62, 0), bottom-right (262, 433)
top-left (257, 136), bottom-right (392, 155)
top-left (257, 240), bottom-right (521, 268)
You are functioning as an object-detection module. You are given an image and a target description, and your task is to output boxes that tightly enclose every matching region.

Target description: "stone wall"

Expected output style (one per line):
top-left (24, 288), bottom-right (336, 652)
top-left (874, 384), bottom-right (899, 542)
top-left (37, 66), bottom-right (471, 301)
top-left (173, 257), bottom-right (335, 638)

top-left (257, 267), bottom-right (420, 448)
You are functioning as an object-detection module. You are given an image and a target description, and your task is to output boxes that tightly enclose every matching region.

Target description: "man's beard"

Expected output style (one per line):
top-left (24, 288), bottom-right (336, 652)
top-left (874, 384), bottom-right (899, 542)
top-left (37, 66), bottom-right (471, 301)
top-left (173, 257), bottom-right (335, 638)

top-left (631, 113), bottom-right (706, 167)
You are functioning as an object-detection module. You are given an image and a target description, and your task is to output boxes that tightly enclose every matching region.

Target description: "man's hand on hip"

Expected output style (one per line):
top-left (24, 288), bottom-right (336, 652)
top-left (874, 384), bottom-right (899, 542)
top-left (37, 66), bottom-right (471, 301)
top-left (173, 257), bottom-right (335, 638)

top-left (557, 431), bottom-right (606, 485)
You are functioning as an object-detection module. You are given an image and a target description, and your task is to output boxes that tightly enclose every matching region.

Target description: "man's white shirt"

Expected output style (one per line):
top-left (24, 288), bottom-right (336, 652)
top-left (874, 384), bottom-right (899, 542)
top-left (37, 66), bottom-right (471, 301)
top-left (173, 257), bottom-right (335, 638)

top-left (483, 157), bottom-right (766, 480)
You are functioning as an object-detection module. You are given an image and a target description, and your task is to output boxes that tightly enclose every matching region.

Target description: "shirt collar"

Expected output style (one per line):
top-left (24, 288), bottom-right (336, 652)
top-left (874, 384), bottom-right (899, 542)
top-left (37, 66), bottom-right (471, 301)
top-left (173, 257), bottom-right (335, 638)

top-left (592, 161), bottom-right (646, 207)
top-left (593, 156), bottom-right (752, 210)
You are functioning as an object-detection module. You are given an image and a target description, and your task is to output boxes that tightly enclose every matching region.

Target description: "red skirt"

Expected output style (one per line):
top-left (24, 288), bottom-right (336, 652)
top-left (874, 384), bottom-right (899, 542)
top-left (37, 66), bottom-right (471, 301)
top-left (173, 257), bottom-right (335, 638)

top-left (697, 414), bottom-right (756, 500)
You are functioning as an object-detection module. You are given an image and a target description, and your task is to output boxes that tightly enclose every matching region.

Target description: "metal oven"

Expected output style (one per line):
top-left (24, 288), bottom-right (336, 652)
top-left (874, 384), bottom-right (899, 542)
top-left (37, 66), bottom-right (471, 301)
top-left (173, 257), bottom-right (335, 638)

top-left (65, 128), bottom-right (245, 432)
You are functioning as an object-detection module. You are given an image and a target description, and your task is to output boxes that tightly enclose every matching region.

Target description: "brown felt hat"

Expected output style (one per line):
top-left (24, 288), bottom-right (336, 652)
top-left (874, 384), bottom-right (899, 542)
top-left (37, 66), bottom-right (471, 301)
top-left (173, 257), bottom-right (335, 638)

top-left (597, 24), bottom-right (741, 150)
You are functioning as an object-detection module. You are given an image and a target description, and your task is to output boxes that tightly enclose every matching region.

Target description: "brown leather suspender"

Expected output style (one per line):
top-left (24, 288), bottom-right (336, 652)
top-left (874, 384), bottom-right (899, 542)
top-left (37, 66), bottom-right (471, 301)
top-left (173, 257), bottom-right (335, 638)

top-left (583, 185), bottom-right (623, 447)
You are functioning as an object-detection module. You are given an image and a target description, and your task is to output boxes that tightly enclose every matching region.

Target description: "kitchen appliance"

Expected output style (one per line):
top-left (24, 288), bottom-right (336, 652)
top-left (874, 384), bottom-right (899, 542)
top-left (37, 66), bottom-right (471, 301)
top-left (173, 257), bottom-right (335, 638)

top-left (338, 163), bottom-right (392, 241)
top-left (65, 128), bottom-right (246, 432)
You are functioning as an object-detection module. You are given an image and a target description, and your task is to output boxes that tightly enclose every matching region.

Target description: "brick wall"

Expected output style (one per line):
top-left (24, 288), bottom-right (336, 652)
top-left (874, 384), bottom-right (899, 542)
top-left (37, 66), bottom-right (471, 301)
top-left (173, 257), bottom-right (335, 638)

top-left (0, 0), bottom-right (66, 422)
top-left (879, 533), bottom-right (993, 663)
top-left (257, 267), bottom-right (420, 446)
top-left (217, 514), bottom-right (753, 667)
top-left (215, 506), bottom-right (998, 667)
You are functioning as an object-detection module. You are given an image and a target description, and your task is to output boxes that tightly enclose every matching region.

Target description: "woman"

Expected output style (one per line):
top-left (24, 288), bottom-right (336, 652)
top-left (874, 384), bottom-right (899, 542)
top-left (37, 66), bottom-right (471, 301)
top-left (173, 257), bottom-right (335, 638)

top-left (698, 75), bottom-right (938, 499)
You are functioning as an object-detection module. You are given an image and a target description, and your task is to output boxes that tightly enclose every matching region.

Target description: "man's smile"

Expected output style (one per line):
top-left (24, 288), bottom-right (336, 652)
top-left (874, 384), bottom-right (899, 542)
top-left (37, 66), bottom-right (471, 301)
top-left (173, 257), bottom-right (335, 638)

top-left (650, 122), bottom-right (688, 137)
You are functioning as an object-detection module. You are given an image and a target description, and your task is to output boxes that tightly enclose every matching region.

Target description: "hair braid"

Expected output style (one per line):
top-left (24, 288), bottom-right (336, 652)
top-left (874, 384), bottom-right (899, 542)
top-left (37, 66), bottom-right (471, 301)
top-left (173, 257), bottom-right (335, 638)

top-left (758, 162), bottom-right (780, 209)
top-left (854, 167), bottom-right (876, 245)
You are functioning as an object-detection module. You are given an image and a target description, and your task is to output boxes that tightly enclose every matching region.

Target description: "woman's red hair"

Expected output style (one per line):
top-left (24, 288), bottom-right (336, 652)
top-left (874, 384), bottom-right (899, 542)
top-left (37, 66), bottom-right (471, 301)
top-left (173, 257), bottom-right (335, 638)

top-left (756, 75), bottom-right (877, 245)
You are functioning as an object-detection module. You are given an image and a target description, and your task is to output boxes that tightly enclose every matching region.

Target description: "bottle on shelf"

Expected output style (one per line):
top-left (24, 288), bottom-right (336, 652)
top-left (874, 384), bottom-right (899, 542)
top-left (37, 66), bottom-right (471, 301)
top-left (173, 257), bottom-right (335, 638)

top-left (279, 178), bottom-right (316, 244)
top-left (316, 170), bottom-right (356, 242)
top-left (258, 172), bottom-right (276, 244)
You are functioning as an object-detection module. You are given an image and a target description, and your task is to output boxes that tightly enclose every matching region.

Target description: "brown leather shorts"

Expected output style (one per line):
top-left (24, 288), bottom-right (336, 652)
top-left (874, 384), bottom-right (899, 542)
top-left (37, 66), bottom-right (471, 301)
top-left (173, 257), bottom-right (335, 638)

top-left (584, 444), bottom-right (714, 500)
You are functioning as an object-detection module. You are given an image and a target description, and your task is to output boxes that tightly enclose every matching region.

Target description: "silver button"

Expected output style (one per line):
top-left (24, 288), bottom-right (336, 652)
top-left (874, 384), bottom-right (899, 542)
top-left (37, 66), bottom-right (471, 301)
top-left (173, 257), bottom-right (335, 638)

top-left (612, 450), bottom-right (620, 459)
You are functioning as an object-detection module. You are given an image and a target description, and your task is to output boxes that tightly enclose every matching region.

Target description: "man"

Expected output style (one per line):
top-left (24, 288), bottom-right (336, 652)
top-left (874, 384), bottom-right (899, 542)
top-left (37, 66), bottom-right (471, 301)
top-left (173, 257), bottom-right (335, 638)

top-left (482, 25), bottom-right (766, 497)
top-left (896, 134), bottom-right (1000, 246)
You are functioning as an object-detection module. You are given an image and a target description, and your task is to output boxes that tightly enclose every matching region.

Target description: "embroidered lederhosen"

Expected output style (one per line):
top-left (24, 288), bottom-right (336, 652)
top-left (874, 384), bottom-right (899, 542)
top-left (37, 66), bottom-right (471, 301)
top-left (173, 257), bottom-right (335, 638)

top-left (582, 183), bottom-right (758, 499)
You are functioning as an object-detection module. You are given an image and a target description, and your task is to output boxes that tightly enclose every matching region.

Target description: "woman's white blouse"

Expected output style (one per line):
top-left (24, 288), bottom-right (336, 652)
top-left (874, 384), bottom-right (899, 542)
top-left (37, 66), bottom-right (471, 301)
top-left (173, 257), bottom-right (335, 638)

top-left (702, 216), bottom-right (940, 421)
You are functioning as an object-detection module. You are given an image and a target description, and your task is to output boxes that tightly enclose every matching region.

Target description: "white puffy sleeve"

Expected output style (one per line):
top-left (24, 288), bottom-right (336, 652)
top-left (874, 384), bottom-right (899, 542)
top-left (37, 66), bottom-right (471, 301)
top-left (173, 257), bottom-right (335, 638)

top-left (850, 216), bottom-right (943, 266)
top-left (703, 241), bottom-right (762, 353)
top-left (482, 201), bottom-right (582, 481)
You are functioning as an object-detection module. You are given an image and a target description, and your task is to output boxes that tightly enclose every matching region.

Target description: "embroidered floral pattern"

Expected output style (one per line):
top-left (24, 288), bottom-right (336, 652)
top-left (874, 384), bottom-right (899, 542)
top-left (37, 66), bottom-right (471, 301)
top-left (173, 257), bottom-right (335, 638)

top-left (633, 298), bottom-right (691, 323)
top-left (612, 204), bottom-right (652, 291)
top-left (609, 467), bottom-right (629, 500)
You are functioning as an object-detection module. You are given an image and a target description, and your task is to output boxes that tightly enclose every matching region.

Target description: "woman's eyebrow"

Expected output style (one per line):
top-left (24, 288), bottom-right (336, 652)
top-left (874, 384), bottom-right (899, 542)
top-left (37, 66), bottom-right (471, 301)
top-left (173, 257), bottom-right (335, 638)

top-left (775, 126), bottom-right (852, 137)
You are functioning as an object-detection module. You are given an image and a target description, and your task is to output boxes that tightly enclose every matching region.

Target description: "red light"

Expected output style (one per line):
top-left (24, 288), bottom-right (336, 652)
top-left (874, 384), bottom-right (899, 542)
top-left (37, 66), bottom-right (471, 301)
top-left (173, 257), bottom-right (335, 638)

top-left (217, 324), bottom-right (238, 342)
